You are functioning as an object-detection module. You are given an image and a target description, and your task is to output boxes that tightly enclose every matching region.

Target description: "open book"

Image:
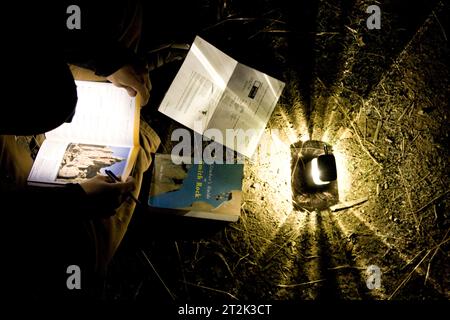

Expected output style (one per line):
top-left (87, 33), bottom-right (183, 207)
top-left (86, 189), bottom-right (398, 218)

top-left (158, 36), bottom-right (285, 158)
top-left (148, 154), bottom-right (244, 222)
top-left (28, 81), bottom-right (140, 186)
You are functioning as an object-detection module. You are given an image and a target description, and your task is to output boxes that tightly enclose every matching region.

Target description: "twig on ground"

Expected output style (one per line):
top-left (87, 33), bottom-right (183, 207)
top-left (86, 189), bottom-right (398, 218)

top-left (335, 98), bottom-right (382, 167)
top-left (133, 280), bottom-right (144, 300)
top-left (432, 10), bottom-right (447, 41)
top-left (224, 228), bottom-right (255, 269)
top-left (373, 121), bottom-right (382, 144)
top-left (398, 166), bottom-right (419, 229)
top-left (193, 242), bottom-right (200, 267)
top-left (397, 102), bottom-right (413, 122)
top-left (224, 227), bottom-right (244, 256)
top-left (389, 250), bottom-right (432, 300)
top-left (389, 236), bottom-right (450, 299)
top-left (329, 197), bottom-right (369, 212)
top-left (413, 190), bottom-right (450, 216)
top-left (214, 252), bottom-right (234, 278)
top-left (233, 253), bottom-right (250, 271)
top-left (264, 223), bottom-right (302, 264)
top-left (239, 207), bottom-right (258, 254)
top-left (327, 265), bottom-right (367, 270)
top-left (305, 255), bottom-right (320, 259)
top-left (277, 279), bottom-right (326, 288)
top-left (174, 241), bottom-right (188, 297)
top-left (229, 225), bottom-right (282, 248)
top-left (400, 249), bottom-right (425, 271)
top-left (182, 281), bottom-right (239, 300)
top-left (425, 229), bottom-right (449, 285)
top-left (140, 249), bottom-right (176, 301)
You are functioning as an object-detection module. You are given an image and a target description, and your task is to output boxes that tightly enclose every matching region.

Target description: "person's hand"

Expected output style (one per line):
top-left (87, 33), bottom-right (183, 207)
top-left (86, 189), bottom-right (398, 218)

top-left (80, 175), bottom-right (136, 215)
top-left (106, 64), bottom-right (151, 106)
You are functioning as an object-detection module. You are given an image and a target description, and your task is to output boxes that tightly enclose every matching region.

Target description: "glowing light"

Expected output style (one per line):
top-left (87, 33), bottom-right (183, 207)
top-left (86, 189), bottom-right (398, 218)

top-left (299, 134), bottom-right (310, 142)
top-left (333, 146), bottom-right (351, 201)
top-left (252, 130), bottom-right (294, 222)
top-left (243, 130), bottom-right (294, 258)
top-left (311, 158), bottom-right (330, 185)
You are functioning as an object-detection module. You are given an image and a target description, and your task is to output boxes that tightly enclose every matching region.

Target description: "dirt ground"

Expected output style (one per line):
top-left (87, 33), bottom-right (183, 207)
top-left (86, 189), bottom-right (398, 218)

top-left (105, 0), bottom-right (449, 301)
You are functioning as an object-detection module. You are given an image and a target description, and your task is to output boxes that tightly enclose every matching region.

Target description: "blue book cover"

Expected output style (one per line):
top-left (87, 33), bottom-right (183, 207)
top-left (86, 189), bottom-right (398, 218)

top-left (148, 154), bottom-right (244, 222)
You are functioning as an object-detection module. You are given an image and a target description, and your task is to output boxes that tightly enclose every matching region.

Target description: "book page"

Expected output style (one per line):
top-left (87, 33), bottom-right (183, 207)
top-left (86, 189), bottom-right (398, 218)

top-left (158, 36), bottom-right (237, 131)
top-left (28, 140), bottom-right (135, 185)
top-left (205, 63), bottom-right (285, 157)
top-left (46, 81), bottom-right (138, 147)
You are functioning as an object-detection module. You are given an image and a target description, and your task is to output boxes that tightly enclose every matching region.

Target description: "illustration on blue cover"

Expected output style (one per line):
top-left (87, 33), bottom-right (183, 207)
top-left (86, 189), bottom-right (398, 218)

top-left (148, 154), bottom-right (244, 216)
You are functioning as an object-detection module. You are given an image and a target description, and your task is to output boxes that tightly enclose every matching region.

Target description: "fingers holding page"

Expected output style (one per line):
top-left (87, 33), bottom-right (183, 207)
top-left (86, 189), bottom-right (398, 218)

top-left (106, 64), bottom-right (151, 106)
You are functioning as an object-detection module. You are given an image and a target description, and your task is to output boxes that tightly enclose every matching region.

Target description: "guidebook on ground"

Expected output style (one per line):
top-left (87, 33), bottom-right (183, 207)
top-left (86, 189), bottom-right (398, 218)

top-left (158, 36), bottom-right (285, 158)
top-left (27, 80), bottom-right (140, 186)
top-left (148, 154), bottom-right (244, 222)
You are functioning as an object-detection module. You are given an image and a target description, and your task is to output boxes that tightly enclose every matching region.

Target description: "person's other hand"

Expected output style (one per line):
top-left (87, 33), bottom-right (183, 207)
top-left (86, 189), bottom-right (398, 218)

top-left (106, 64), bottom-right (151, 106)
top-left (80, 175), bottom-right (136, 215)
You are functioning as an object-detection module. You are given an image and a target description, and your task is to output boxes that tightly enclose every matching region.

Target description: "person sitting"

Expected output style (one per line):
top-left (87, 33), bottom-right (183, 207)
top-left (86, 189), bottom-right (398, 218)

top-left (0, 1), bottom-right (160, 300)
